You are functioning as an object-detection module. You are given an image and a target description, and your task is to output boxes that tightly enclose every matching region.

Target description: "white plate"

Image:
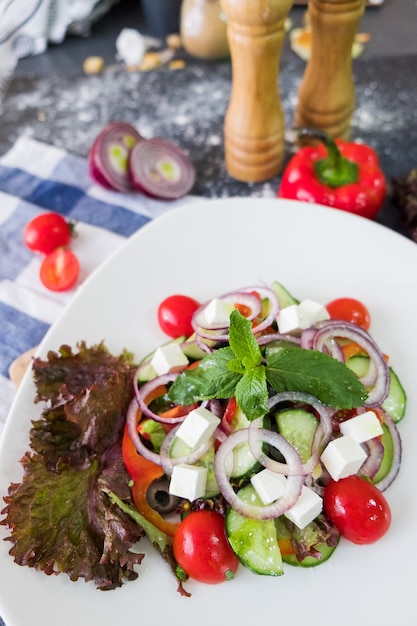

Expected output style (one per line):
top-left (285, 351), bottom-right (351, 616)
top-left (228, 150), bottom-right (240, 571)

top-left (0, 198), bottom-right (416, 626)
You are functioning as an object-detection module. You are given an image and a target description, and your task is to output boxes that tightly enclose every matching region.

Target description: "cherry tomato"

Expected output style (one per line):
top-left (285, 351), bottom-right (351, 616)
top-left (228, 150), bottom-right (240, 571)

top-left (173, 510), bottom-right (239, 584)
top-left (40, 248), bottom-right (80, 292)
top-left (24, 212), bottom-right (73, 255)
top-left (325, 297), bottom-right (371, 330)
top-left (157, 294), bottom-right (200, 338)
top-left (323, 475), bottom-right (391, 544)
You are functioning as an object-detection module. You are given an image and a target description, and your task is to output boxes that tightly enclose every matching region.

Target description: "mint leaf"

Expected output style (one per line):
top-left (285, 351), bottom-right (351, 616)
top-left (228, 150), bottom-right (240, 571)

top-left (228, 309), bottom-right (262, 367)
top-left (265, 347), bottom-right (367, 409)
top-left (168, 347), bottom-right (241, 405)
top-left (235, 365), bottom-right (269, 420)
top-left (227, 357), bottom-right (245, 375)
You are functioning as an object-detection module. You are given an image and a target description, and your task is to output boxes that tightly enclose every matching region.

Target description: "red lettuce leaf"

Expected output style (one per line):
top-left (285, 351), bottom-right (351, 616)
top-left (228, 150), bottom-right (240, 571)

top-left (1, 342), bottom-right (148, 590)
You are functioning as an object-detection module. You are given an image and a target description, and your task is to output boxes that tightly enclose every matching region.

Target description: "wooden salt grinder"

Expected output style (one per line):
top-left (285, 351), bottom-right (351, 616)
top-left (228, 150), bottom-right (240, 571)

top-left (220, 0), bottom-right (293, 182)
top-left (295, 0), bottom-right (365, 139)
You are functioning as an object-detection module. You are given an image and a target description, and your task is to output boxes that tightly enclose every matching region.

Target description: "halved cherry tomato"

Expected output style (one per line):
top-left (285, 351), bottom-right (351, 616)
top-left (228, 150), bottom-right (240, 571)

top-left (40, 248), bottom-right (80, 292)
top-left (325, 297), bottom-right (371, 331)
top-left (173, 510), bottom-right (239, 584)
top-left (323, 475), bottom-right (391, 544)
top-left (24, 212), bottom-right (73, 254)
top-left (157, 294), bottom-right (200, 338)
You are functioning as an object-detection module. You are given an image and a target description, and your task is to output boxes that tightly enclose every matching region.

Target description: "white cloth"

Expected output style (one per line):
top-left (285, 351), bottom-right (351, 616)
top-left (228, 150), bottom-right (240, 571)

top-left (0, 134), bottom-right (197, 439)
top-left (0, 0), bottom-right (120, 106)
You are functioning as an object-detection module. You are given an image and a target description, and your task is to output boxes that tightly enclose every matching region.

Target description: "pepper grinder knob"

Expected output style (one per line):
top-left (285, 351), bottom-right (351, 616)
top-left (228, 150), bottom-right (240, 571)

top-left (295, 0), bottom-right (365, 139)
top-left (220, 0), bottom-right (293, 182)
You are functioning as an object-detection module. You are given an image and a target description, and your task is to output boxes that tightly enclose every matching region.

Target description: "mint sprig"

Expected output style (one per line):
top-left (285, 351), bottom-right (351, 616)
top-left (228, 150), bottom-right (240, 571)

top-left (168, 310), bottom-right (367, 420)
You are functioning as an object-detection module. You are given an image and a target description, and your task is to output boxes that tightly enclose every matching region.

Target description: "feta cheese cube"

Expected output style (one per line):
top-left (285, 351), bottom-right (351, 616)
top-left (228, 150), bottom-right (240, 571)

top-left (150, 342), bottom-right (189, 376)
top-left (284, 486), bottom-right (323, 529)
top-left (298, 299), bottom-right (330, 325)
top-left (175, 406), bottom-right (221, 449)
top-left (169, 463), bottom-right (207, 501)
top-left (339, 411), bottom-right (384, 443)
top-left (277, 304), bottom-right (303, 334)
top-left (277, 299), bottom-right (330, 335)
top-left (201, 298), bottom-right (234, 328)
top-left (320, 435), bottom-right (367, 481)
top-left (250, 468), bottom-right (287, 505)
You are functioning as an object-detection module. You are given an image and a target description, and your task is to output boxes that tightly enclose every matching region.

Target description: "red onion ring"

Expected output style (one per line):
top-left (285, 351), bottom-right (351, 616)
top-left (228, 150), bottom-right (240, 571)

top-left (257, 332), bottom-right (301, 347)
top-left (248, 419), bottom-right (309, 476)
top-left (374, 409), bottom-right (402, 492)
top-left (129, 137), bottom-right (195, 200)
top-left (192, 292), bottom-right (262, 332)
top-left (359, 438), bottom-right (384, 479)
top-left (159, 424), bottom-right (216, 476)
top-left (88, 122), bottom-right (143, 192)
top-left (268, 391), bottom-right (334, 451)
top-left (133, 372), bottom-right (187, 424)
top-left (311, 321), bottom-right (390, 406)
top-left (126, 398), bottom-right (162, 466)
top-left (214, 428), bottom-right (304, 520)
top-left (192, 286), bottom-right (280, 342)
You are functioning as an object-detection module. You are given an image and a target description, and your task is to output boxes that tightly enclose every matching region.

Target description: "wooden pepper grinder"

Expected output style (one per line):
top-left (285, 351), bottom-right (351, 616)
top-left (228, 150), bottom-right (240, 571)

top-left (220, 0), bottom-right (293, 182)
top-left (295, 0), bottom-right (365, 139)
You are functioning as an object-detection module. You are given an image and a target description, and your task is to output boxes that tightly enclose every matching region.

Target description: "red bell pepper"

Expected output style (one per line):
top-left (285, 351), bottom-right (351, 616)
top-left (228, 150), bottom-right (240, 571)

top-left (122, 384), bottom-right (198, 537)
top-left (278, 131), bottom-right (386, 220)
top-left (122, 414), bottom-right (180, 538)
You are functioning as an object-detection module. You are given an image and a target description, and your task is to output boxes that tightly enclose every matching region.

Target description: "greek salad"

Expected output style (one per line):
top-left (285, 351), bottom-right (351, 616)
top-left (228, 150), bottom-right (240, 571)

top-left (124, 281), bottom-right (404, 584)
top-left (1, 280), bottom-right (405, 593)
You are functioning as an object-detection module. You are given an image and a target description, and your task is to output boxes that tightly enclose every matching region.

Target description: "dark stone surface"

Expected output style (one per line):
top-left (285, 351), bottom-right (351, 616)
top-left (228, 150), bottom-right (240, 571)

top-left (1, 53), bottom-right (416, 238)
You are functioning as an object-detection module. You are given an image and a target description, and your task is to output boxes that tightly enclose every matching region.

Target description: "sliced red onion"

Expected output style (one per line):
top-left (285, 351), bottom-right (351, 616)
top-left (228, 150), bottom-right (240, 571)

top-left (214, 428), bottom-right (304, 520)
top-left (374, 409), bottom-right (402, 492)
top-left (129, 138), bottom-right (195, 200)
top-left (257, 332), bottom-right (301, 347)
top-left (359, 438), bottom-right (384, 479)
top-left (88, 121), bottom-right (143, 192)
top-left (192, 292), bottom-right (262, 333)
top-left (126, 398), bottom-right (162, 466)
top-left (192, 286), bottom-right (279, 342)
top-left (300, 327), bottom-right (316, 349)
top-left (268, 391), bottom-right (334, 451)
top-left (248, 420), bottom-right (309, 476)
top-left (159, 424), bottom-right (215, 476)
top-left (180, 337), bottom-right (213, 356)
top-left (133, 372), bottom-right (187, 424)
top-left (311, 321), bottom-right (390, 407)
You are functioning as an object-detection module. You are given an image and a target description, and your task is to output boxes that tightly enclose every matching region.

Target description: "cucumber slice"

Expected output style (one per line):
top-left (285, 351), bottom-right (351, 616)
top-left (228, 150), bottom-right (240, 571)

top-left (181, 332), bottom-right (217, 361)
top-left (346, 355), bottom-right (407, 422)
top-left (281, 542), bottom-right (336, 567)
top-left (381, 368), bottom-right (407, 423)
top-left (226, 484), bottom-right (283, 576)
top-left (275, 408), bottom-right (318, 464)
top-left (372, 423), bottom-right (394, 484)
top-left (227, 406), bottom-right (260, 479)
top-left (345, 354), bottom-right (369, 378)
top-left (270, 280), bottom-right (300, 308)
top-left (170, 437), bottom-right (220, 497)
top-left (275, 516), bottom-right (338, 567)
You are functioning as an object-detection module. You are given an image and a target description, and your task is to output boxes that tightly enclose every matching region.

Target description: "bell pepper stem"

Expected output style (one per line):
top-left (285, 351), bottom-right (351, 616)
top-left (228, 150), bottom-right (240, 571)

top-left (297, 128), bottom-right (359, 188)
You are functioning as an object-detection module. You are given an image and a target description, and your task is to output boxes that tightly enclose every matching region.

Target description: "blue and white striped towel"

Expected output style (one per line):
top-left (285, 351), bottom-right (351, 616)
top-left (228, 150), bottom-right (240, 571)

top-left (0, 134), bottom-right (195, 437)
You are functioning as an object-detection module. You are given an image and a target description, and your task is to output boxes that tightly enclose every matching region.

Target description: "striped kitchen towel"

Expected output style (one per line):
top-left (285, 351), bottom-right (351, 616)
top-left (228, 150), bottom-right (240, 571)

top-left (0, 134), bottom-right (194, 436)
